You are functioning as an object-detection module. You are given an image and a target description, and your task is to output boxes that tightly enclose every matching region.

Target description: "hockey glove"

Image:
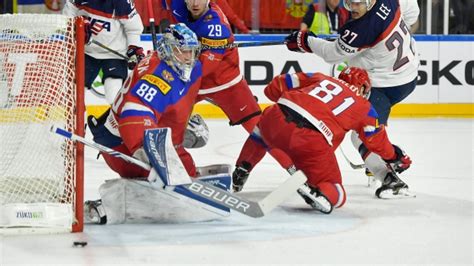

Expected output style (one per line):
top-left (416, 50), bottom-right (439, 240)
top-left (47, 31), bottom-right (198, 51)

top-left (285, 30), bottom-right (315, 53)
top-left (183, 114), bottom-right (209, 149)
top-left (126, 45), bottom-right (145, 70)
top-left (82, 17), bottom-right (92, 44)
top-left (384, 145), bottom-right (412, 174)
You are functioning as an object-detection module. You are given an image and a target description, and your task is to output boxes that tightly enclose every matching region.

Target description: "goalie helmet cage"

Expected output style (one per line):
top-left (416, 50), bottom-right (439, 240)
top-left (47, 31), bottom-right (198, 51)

top-left (0, 14), bottom-right (85, 234)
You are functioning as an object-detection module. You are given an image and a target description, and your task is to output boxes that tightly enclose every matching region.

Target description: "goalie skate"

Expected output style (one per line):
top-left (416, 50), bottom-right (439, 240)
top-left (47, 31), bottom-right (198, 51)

top-left (375, 172), bottom-right (416, 199)
top-left (84, 200), bottom-right (107, 224)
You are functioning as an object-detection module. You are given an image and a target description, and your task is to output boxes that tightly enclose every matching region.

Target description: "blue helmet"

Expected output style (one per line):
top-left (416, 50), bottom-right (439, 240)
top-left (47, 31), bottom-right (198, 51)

top-left (157, 23), bottom-right (201, 82)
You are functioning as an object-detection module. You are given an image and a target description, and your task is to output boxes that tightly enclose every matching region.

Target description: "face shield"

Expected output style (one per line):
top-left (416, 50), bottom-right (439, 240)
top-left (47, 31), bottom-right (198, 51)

top-left (170, 44), bottom-right (200, 82)
top-left (343, 0), bottom-right (374, 12)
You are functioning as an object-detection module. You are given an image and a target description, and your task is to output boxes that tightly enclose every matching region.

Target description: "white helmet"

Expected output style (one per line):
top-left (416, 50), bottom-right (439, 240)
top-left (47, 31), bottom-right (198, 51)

top-left (343, 0), bottom-right (376, 11)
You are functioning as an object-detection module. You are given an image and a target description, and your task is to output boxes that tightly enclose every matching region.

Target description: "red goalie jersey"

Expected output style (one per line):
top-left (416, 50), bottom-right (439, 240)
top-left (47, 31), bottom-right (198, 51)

top-left (264, 72), bottom-right (395, 160)
top-left (100, 52), bottom-right (202, 178)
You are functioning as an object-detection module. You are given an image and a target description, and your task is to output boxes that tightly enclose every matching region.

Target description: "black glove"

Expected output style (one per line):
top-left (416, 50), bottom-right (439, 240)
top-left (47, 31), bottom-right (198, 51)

top-left (82, 17), bottom-right (92, 44)
top-left (126, 45), bottom-right (145, 70)
top-left (384, 145), bottom-right (412, 173)
top-left (285, 30), bottom-right (315, 53)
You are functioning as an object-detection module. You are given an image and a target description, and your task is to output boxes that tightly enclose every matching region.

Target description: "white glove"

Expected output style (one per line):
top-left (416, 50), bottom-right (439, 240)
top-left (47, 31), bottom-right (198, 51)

top-left (183, 114), bottom-right (209, 149)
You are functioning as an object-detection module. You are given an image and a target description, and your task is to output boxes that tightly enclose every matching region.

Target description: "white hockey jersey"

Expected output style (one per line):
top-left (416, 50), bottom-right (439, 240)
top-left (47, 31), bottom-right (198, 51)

top-left (63, 0), bottom-right (144, 60)
top-left (309, 0), bottom-right (419, 87)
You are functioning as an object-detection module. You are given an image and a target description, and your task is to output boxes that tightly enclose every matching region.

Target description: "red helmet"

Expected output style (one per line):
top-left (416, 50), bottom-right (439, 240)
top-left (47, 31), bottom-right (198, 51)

top-left (338, 67), bottom-right (371, 99)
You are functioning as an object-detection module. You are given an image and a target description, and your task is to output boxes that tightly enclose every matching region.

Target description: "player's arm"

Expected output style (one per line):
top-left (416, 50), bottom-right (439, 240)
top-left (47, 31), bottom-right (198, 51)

top-left (62, 0), bottom-right (79, 16)
top-left (116, 1), bottom-right (145, 68)
top-left (356, 106), bottom-right (411, 173)
top-left (264, 72), bottom-right (323, 101)
top-left (308, 34), bottom-right (362, 64)
top-left (198, 18), bottom-right (234, 75)
top-left (286, 18), bottom-right (376, 64)
top-left (119, 6), bottom-right (144, 47)
top-left (300, 4), bottom-right (316, 31)
top-left (399, 0), bottom-right (420, 32)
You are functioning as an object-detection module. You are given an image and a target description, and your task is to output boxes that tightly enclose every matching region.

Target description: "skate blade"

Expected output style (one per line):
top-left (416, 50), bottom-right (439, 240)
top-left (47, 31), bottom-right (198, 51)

top-left (378, 188), bottom-right (416, 199)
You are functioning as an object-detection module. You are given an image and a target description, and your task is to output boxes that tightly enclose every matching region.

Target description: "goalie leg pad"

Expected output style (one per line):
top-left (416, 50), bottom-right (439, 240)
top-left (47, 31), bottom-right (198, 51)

top-left (98, 178), bottom-right (229, 224)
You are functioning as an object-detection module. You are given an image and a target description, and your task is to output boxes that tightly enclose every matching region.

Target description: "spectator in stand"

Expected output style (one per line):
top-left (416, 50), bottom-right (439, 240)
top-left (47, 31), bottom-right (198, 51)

top-left (63, 0), bottom-right (145, 104)
top-left (300, 0), bottom-right (349, 34)
top-left (213, 0), bottom-right (250, 33)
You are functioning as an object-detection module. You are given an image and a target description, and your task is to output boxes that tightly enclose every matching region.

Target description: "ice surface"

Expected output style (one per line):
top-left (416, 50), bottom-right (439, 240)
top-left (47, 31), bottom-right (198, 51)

top-left (1, 118), bottom-right (472, 265)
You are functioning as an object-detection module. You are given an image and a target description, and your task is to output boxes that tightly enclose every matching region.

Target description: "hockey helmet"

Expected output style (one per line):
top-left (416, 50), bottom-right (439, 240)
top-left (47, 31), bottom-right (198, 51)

top-left (157, 23), bottom-right (201, 82)
top-left (338, 67), bottom-right (372, 99)
top-left (343, 0), bottom-right (376, 12)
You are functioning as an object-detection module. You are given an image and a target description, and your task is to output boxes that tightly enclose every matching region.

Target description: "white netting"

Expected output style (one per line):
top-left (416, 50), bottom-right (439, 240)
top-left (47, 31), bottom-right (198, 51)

top-left (0, 14), bottom-right (79, 230)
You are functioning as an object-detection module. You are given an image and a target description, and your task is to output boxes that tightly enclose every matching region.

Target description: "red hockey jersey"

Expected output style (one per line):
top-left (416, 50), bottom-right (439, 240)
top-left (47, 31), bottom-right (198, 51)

top-left (264, 72), bottom-right (395, 160)
top-left (111, 51), bottom-right (202, 153)
top-left (171, 1), bottom-right (241, 94)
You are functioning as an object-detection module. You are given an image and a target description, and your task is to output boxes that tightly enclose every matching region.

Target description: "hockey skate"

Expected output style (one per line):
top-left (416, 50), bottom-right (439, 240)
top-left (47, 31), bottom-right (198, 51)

top-left (375, 172), bottom-right (416, 199)
top-left (84, 199), bottom-right (107, 224)
top-left (297, 183), bottom-right (333, 214)
top-left (232, 162), bottom-right (251, 192)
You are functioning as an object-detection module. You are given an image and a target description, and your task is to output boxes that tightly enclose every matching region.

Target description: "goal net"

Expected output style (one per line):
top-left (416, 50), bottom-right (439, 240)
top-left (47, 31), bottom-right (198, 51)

top-left (0, 14), bottom-right (84, 233)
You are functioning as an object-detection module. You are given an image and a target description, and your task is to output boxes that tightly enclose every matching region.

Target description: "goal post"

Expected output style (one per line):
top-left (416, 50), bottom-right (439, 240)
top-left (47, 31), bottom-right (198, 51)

top-left (0, 14), bottom-right (84, 234)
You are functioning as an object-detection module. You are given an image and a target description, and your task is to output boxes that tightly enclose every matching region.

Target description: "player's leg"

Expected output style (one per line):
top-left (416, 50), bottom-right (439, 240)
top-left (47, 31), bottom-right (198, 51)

top-left (101, 58), bottom-right (128, 104)
top-left (84, 54), bottom-right (101, 91)
top-left (207, 80), bottom-right (294, 172)
top-left (351, 79), bottom-right (417, 195)
top-left (258, 108), bottom-right (345, 214)
top-left (289, 132), bottom-right (345, 214)
top-left (232, 131), bottom-right (268, 192)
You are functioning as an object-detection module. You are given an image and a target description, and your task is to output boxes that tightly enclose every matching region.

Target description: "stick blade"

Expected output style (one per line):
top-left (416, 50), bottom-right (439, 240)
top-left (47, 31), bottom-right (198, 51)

top-left (258, 171), bottom-right (307, 215)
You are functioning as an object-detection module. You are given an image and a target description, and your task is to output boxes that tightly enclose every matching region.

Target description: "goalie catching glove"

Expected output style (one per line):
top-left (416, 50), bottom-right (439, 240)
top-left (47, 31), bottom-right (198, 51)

top-left (183, 114), bottom-right (209, 149)
top-left (285, 30), bottom-right (315, 53)
top-left (384, 145), bottom-right (412, 174)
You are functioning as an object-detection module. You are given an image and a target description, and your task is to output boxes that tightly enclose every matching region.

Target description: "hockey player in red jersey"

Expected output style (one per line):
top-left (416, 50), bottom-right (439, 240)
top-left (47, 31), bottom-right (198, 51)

top-left (87, 23), bottom-right (202, 178)
top-left (170, 0), bottom-right (294, 173)
top-left (233, 67), bottom-right (412, 213)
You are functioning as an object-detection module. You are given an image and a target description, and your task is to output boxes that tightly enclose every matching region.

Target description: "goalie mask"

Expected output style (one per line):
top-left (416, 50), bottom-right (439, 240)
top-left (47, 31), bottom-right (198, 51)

top-left (157, 23), bottom-right (201, 82)
top-left (338, 67), bottom-right (372, 99)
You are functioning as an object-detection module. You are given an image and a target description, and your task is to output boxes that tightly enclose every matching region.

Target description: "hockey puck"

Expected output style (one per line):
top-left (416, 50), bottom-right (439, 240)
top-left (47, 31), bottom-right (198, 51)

top-left (73, 241), bottom-right (88, 247)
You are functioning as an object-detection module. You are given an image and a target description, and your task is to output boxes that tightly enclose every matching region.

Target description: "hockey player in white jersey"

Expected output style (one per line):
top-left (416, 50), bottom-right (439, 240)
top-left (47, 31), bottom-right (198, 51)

top-left (285, 0), bottom-right (419, 198)
top-left (63, 0), bottom-right (144, 104)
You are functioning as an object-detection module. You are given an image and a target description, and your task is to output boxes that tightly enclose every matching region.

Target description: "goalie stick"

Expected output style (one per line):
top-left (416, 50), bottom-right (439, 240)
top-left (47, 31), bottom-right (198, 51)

top-left (50, 126), bottom-right (306, 218)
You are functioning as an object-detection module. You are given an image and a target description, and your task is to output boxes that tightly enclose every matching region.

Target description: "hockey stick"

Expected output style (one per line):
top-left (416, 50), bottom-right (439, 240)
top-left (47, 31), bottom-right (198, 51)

top-left (201, 40), bottom-right (285, 50)
top-left (201, 34), bottom-right (338, 50)
top-left (90, 39), bottom-right (128, 60)
top-left (146, 0), bottom-right (158, 50)
top-left (338, 147), bottom-right (365, 169)
top-left (50, 126), bottom-right (306, 218)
